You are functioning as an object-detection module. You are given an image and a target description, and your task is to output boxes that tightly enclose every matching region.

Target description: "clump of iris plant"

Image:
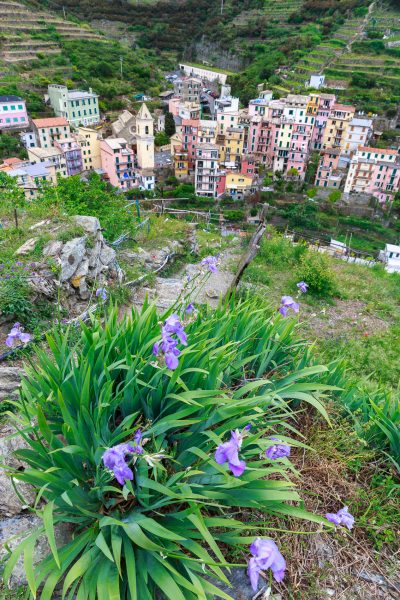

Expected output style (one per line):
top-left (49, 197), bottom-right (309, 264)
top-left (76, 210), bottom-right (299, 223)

top-left (247, 538), bottom-right (286, 591)
top-left (185, 303), bottom-right (195, 314)
top-left (102, 430), bottom-right (144, 486)
top-left (297, 281), bottom-right (308, 294)
top-left (266, 437), bottom-right (291, 460)
top-left (201, 255), bottom-right (218, 273)
top-left (326, 506), bottom-right (354, 530)
top-left (278, 296), bottom-right (299, 317)
top-left (5, 323), bottom-right (31, 348)
top-left (96, 287), bottom-right (108, 301)
top-left (153, 314), bottom-right (187, 370)
top-left (215, 425), bottom-right (251, 477)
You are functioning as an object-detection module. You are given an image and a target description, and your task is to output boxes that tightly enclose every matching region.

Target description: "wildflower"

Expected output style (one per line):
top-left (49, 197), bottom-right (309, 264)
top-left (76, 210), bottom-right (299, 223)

top-left (325, 506), bottom-right (354, 530)
top-left (15, 261), bottom-right (23, 267)
top-left (215, 426), bottom-right (250, 477)
top-left (102, 436), bottom-right (143, 486)
top-left (278, 295), bottom-right (299, 317)
top-left (266, 437), bottom-right (291, 460)
top-left (185, 303), bottom-right (195, 314)
top-left (247, 538), bottom-right (286, 591)
top-left (153, 314), bottom-right (187, 370)
top-left (201, 255), bottom-right (218, 273)
top-left (297, 281), bottom-right (308, 294)
top-left (96, 287), bottom-right (108, 301)
top-left (5, 323), bottom-right (31, 348)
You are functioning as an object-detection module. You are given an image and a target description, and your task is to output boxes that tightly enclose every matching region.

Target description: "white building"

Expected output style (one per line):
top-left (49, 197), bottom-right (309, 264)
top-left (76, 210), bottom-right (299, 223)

top-left (378, 243), bottom-right (400, 273)
top-left (178, 63), bottom-right (228, 84)
top-left (342, 116), bottom-right (373, 156)
top-left (195, 143), bottom-right (219, 197)
top-left (308, 74), bottom-right (325, 89)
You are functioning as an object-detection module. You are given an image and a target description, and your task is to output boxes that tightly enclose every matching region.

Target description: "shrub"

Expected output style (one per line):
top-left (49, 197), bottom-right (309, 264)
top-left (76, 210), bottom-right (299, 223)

top-left (296, 250), bottom-right (337, 296)
top-left (3, 298), bottom-right (332, 598)
top-left (259, 231), bottom-right (308, 266)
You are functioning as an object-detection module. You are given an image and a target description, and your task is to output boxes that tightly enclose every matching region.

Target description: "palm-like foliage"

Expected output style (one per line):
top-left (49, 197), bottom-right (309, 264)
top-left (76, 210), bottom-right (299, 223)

top-left (3, 297), bottom-right (333, 599)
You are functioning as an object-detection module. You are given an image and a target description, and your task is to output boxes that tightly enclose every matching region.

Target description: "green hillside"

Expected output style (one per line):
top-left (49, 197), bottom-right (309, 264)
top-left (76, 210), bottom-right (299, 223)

top-left (0, 0), bottom-right (169, 118)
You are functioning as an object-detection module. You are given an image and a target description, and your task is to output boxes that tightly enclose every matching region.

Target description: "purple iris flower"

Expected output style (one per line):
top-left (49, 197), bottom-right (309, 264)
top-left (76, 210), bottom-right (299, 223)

top-left (278, 295), bottom-right (299, 317)
top-left (215, 427), bottom-right (250, 477)
top-left (248, 538), bottom-right (286, 591)
top-left (201, 255), bottom-right (218, 273)
top-left (96, 287), bottom-right (108, 301)
top-left (297, 281), bottom-right (308, 294)
top-left (153, 315), bottom-right (187, 370)
top-left (102, 436), bottom-right (144, 487)
top-left (325, 506), bottom-right (354, 530)
top-left (266, 437), bottom-right (291, 460)
top-left (185, 303), bottom-right (195, 314)
top-left (5, 323), bottom-right (32, 348)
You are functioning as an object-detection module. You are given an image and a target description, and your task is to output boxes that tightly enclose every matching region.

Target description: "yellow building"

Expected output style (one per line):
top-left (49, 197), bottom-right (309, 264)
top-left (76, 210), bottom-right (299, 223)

top-left (76, 126), bottom-right (102, 170)
top-left (322, 103), bottom-right (355, 152)
top-left (174, 148), bottom-right (189, 180)
top-left (218, 126), bottom-right (245, 165)
top-left (170, 132), bottom-right (182, 155)
top-left (225, 171), bottom-right (253, 199)
top-left (306, 94), bottom-right (319, 117)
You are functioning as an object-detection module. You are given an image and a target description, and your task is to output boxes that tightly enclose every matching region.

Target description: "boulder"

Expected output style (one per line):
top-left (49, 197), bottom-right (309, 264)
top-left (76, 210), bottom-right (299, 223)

top-left (29, 219), bottom-right (51, 231)
top-left (0, 367), bottom-right (22, 402)
top-left (0, 514), bottom-right (73, 588)
top-left (60, 237), bottom-right (87, 282)
top-left (0, 423), bottom-right (36, 517)
top-left (15, 238), bottom-right (38, 256)
top-left (99, 244), bottom-right (116, 267)
top-left (73, 215), bottom-right (101, 236)
top-left (42, 240), bottom-right (63, 257)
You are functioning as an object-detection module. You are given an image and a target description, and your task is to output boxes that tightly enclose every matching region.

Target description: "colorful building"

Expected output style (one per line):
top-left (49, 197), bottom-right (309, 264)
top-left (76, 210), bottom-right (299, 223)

top-left (344, 147), bottom-right (400, 203)
top-left (32, 117), bottom-right (71, 148)
top-left (48, 84), bottom-right (100, 128)
top-left (173, 77), bottom-right (202, 103)
top-left (194, 143), bottom-right (219, 197)
top-left (173, 148), bottom-right (189, 180)
top-left (135, 103), bottom-right (155, 173)
top-left (342, 117), bottom-right (373, 156)
top-left (7, 161), bottom-right (57, 199)
top-left (76, 126), bottom-right (102, 170)
top-left (54, 138), bottom-right (83, 176)
top-left (100, 138), bottom-right (136, 190)
top-left (0, 95), bottom-right (28, 130)
top-left (27, 146), bottom-right (67, 178)
top-left (322, 103), bottom-right (355, 152)
top-left (315, 148), bottom-right (342, 188)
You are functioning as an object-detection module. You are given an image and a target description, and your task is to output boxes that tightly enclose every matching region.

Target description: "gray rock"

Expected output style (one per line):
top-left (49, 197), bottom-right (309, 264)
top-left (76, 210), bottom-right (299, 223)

top-left (88, 240), bottom-right (102, 268)
top-left (73, 215), bottom-right (101, 236)
top-left (29, 219), bottom-right (51, 231)
top-left (73, 259), bottom-right (89, 281)
top-left (28, 275), bottom-right (56, 298)
top-left (60, 237), bottom-right (86, 282)
top-left (0, 514), bottom-right (73, 588)
top-left (0, 423), bottom-right (36, 517)
top-left (42, 240), bottom-right (63, 257)
top-left (0, 367), bottom-right (22, 402)
top-left (15, 238), bottom-right (38, 256)
top-left (99, 244), bottom-right (116, 267)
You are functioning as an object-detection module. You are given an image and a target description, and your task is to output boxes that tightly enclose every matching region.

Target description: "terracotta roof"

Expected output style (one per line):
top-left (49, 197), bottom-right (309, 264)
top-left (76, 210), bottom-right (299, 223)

top-left (32, 117), bottom-right (69, 128)
top-left (332, 103), bottom-right (355, 112)
top-left (4, 157), bottom-right (23, 166)
top-left (359, 146), bottom-right (398, 155)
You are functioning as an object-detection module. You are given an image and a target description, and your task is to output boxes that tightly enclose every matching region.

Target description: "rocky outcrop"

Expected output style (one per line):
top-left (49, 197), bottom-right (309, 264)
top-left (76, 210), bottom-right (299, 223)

top-left (0, 423), bottom-right (36, 517)
top-left (0, 366), bottom-right (22, 403)
top-left (0, 514), bottom-right (73, 588)
top-left (36, 215), bottom-right (120, 301)
top-left (120, 240), bottom-right (184, 271)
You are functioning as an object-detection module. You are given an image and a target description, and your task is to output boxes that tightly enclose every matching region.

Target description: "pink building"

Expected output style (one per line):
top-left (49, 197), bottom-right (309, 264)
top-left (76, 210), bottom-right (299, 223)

top-left (315, 149), bottom-right (341, 188)
top-left (344, 147), bottom-right (400, 203)
top-left (54, 138), bottom-right (83, 176)
top-left (310, 93), bottom-right (336, 150)
top-left (100, 138), bottom-right (136, 190)
top-left (286, 121), bottom-right (314, 179)
top-left (0, 95), bottom-right (28, 130)
top-left (181, 118), bottom-right (200, 172)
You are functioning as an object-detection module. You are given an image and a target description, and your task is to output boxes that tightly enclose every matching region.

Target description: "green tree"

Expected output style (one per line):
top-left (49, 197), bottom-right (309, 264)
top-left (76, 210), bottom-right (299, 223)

top-left (164, 111), bottom-right (176, 137)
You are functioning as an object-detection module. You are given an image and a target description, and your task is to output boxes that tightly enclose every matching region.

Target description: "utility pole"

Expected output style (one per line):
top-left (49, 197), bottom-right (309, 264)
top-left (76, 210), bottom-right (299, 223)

top-left (220, 0), bottom-right (224, 15)
top-left (120, 56), bottom-right (123, 80)
top-left (62, 5), bottom-right (66, 19)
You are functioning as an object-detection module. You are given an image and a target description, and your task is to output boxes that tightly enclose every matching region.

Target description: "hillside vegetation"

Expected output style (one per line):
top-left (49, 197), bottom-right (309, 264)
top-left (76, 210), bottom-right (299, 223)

top-left (0, 0), bottom-right (168, 117)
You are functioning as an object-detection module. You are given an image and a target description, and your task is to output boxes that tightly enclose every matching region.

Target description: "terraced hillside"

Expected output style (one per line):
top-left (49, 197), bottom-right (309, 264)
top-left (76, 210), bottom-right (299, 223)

top-left (280, 1), bottom-right (400, 115)
top-left (0, 0), bottom-right (167, 117)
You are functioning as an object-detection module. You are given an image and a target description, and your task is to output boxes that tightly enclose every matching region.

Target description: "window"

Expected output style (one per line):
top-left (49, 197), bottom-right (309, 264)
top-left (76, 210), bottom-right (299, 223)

top-left (18, 104), bottom-right (23, 110)
top-left (11, 105), bottom-right (15, 110)
top-left (2, 106), bottom-right (8, 111)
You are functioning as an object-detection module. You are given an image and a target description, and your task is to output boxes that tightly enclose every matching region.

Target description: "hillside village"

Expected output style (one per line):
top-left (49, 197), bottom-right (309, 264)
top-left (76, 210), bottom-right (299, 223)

top-left (0, 1), bottom-right (400, 600)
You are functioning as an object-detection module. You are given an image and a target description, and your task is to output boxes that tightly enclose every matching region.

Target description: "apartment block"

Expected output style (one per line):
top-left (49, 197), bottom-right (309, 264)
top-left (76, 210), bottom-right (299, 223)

top-left (173, 77), bottom-right (201, 103)
top-left (48, 84), bottom-right (100, 128)
top-left (32, 117), bottom-right (71, 148)
top-left (100, 138), bottom-right (136, 190)
top-left (195, 144), bottom-right (219, 197)
top-left (7, 161), bottom-right (57, 199)
top-left (344, 147), bottom-right (400, 203)
top-left (0, 95), bottom-right (29, 130)
top-left (76, 126), bottom-right (102, 170)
